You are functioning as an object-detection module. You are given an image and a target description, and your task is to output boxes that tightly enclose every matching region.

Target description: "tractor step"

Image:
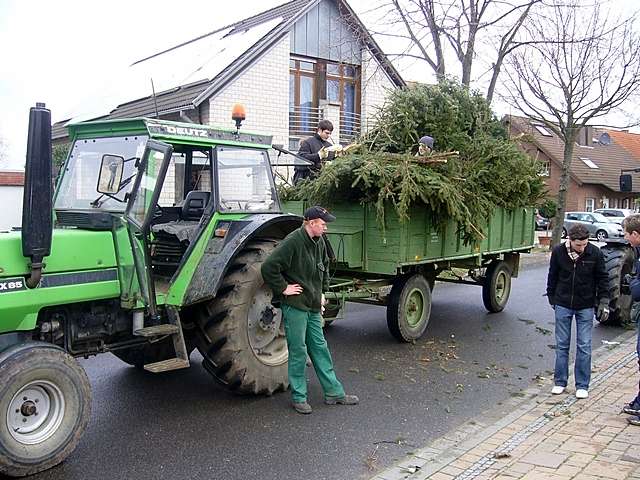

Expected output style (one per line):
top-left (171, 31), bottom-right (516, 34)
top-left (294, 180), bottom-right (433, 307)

top-left (134, 324), bottom-right (179, 337)
top-left (143, 358), bottom-right (190, 373)
top-left (142, 307), bottom-right (191, 373)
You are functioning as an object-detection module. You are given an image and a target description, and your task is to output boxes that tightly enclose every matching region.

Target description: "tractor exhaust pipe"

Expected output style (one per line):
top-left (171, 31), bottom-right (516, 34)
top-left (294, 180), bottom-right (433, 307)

top-left (22, 103), bottom-right (53, 288)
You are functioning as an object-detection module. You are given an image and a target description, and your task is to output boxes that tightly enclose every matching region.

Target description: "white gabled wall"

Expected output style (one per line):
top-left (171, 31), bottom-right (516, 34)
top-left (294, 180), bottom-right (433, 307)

top-left (360, 48), bottom-right (395, 133)
top-left (207, 35), bottom-right (290, 149)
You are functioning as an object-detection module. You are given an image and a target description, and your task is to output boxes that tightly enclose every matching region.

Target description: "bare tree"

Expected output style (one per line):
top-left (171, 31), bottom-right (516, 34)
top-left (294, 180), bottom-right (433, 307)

top-left (502, 0), bottom-right (640, 246)
top-left (375, 0), bottom-right (540, 103)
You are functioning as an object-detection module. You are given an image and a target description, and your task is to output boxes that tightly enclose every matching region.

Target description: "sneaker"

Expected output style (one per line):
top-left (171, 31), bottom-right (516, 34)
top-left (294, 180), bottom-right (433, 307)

top-left (628, 415), bottom-right (640, 426)
top-left (551, 385), bottom-right (565, 395)
top-left (575, 389), bottom-right (589, 399)
top-left (292, 401), bottom-right (312, 414)
top-left (623, 400), bottom-right (640, 416)
top-left (324, 394), bottom-right (359, 405)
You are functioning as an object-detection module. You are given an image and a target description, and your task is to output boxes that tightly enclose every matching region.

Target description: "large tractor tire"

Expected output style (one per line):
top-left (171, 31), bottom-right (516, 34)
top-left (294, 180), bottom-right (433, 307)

top-left (0, 344), bottom-right (91, 477)
top-left (482, 260), bottom-right (512, 313)
top-left (196, 239), bottom-right (289, 395)
top-left (387, 274), bottom-right (432, 342)
top-left (601, 246), bottom-right (636, 326)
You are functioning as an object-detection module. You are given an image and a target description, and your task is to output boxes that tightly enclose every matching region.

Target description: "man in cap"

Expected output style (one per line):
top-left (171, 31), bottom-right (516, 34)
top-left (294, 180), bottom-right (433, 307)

top-left (293, 120), bottom-right (336, 184)
top-left (261, 206), bottom-right (359, 414)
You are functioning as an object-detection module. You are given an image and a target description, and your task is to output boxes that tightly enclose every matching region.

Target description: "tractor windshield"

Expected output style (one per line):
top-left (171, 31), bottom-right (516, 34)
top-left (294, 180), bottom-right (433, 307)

top-left (216, 147), bottom-right (278, 213)
top-left (55, 135), bottom-right (148, 212)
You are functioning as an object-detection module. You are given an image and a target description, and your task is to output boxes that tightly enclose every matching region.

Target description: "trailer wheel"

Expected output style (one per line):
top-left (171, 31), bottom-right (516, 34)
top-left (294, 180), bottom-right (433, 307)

top-left (482, 260), bottom-right (512, 313)
top-left (387, 274), bottom-right (432, 342)
top-left (196, 239), bottom-right (289, 395)
top-left (601, 246), bottom-right (635, 326)
top-left (0, 345), bottom-right (91, 477)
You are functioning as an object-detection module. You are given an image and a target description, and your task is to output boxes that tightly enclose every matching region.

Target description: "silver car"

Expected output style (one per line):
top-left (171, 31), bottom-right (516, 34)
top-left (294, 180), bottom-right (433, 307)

top-left (593, 208), bottom-right (634, 225)
top-left (563, 211), bottom-right (623, 241)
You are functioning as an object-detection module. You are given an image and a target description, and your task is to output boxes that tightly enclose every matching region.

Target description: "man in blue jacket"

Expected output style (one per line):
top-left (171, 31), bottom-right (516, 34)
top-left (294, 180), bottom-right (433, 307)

top-left (546, 224), bottom-right (609, 399)
top-left (622, 214), bottom-right (640, 426)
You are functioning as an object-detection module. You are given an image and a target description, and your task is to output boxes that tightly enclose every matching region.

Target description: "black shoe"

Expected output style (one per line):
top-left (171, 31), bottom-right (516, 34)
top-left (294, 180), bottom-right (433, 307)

top-left (622, 399), bottom-right (640, 416)
top-left (293, 402), bottom-right (312, 414)
top-left (628, 415), bottom-right (640, 426)
top-left (324, 394), bottom-right (359, 405)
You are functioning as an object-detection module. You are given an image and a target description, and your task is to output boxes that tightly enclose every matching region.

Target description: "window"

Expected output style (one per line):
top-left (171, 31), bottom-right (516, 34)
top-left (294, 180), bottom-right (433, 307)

top-left (289, 57), bottom-right (360, 140)
top-left (601, 198), bottom-right (609, 209)
top-left (533, 124), bottom-right (553, 137)
top-left (585, 198), bottom-right (595, 212)
top-left (538, 160), bottom-right (550, 177)
top-left (579, 157), bottom-right (599, 169)
top-left (623, 198), bottom-right (630, 209)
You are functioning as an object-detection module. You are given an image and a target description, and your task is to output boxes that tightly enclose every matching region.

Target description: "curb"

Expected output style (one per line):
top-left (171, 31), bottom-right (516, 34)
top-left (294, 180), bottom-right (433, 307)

top-left (369, 328), bottom-right (637, 480)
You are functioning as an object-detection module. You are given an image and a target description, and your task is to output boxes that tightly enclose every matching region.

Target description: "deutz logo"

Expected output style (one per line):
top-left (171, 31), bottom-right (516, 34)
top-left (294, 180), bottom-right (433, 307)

top-left (0, 278), bottom-right (26, 293)
top-left (152, 124), bottom-right (208, 138)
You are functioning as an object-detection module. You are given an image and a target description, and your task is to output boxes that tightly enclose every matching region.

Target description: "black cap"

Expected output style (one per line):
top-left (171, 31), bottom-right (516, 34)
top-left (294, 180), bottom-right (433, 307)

top-left (303, 205), bottom-right (336, 222)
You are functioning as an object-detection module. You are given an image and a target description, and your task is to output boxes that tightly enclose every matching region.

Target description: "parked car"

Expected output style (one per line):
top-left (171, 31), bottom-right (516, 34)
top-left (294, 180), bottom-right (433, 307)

top-left (593, 208), bottom-right (634, 225)
top-left (535, 212), bottom-right (550, 230)
top-left (563, 211), bottom-right (623, 241)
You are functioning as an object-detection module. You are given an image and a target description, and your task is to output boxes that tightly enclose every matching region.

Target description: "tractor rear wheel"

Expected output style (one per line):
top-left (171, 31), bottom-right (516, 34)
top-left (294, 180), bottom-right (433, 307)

top-left (196, 239), bottom-right (289, 395)
top-left (0, 345), bottom-right (91, 477)
top-left (601, 246), bottom-right (636, 326)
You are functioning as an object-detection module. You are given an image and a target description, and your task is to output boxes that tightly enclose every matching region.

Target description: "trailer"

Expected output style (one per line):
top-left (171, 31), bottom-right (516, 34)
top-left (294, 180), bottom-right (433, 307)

top-left (283, 200), bottom-right (535, 341)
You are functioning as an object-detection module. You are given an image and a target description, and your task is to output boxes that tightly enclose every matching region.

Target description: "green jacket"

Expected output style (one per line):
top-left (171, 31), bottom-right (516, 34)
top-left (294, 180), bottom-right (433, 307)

top-left (261, 227), bottom-right (330, 312)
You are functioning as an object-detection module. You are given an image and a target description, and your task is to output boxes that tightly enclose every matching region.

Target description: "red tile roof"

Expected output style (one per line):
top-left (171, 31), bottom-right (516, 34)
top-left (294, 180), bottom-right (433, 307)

top-left (606, 130), bottom-right (640, 159)
top-left (507, 116), bottom-right (640, 192)
top-left (0, 171), bottom-right (25, 186)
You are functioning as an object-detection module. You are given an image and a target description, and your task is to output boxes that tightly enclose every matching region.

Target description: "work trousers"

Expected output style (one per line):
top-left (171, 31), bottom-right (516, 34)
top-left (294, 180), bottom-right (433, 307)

top-left (281, 304), bottom-right (345, 403)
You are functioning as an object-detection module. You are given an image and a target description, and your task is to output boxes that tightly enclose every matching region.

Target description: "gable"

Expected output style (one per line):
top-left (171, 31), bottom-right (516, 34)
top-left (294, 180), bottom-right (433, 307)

top-left (291, 0), bottom-right (361, 64)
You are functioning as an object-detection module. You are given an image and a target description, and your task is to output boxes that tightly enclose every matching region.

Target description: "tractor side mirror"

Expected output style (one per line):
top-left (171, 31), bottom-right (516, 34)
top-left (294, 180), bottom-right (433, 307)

top-left (620, 174), bottom-right (632, 192)
top-left (97, 154), bottom-right (124, 194)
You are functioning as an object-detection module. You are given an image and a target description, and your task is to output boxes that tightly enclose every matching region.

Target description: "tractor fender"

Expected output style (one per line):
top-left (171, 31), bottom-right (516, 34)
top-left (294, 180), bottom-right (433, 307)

top-left (183, 213), bottom-right (301, 305)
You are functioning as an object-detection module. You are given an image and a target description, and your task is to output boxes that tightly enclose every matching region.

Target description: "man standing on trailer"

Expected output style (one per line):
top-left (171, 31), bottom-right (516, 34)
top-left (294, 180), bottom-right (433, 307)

top-left (261, 206), bottom-right (358, 414)
top-left (293, 120), bottom-right (335, 184)
top-left (546, 224), bottom-right (609, 400)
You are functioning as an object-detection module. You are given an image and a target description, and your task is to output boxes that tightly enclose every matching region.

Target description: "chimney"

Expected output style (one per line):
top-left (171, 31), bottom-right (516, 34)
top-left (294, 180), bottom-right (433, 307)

top-left (577, 126), bottom-right (593, 147)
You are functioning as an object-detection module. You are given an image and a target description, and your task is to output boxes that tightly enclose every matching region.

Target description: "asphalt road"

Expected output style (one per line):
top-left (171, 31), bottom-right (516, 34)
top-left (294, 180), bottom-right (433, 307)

top-left (31, 261), bottom-right (629, 480)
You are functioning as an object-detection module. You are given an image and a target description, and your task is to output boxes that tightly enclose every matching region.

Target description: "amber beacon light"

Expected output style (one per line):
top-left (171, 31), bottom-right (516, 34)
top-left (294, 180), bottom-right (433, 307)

top-left (231, 104), bottom-right (246, 133)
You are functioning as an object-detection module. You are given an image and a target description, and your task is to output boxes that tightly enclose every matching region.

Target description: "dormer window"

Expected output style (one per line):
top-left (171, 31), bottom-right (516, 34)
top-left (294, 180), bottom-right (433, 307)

top-left (533, 124), bottom-right (553, 136)
top-left (580, 157), bottom-right (599, 169)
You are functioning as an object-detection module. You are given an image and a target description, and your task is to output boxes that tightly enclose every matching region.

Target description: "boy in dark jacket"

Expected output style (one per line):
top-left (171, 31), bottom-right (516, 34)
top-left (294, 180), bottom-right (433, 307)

top-left (622, 214), bottom-right (640, 426)
top-left (546, 224), bottom-right (609, 399)
top-left (293, 120), bottom-right (335, 184)
top-left (261, 206), bottom-right (358, 414)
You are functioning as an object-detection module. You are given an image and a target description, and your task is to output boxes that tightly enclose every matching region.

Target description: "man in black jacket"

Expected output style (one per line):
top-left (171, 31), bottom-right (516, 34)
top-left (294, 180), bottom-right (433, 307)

top-left (546, 224), bottom-right (609, 399)
top-left (293, 120), bottom-right (335, 184)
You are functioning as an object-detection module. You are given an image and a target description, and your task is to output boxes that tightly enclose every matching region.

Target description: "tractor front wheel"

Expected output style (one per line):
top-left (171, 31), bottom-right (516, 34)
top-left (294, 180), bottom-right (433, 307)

top-left (0, 345), bottom-right (91, 477)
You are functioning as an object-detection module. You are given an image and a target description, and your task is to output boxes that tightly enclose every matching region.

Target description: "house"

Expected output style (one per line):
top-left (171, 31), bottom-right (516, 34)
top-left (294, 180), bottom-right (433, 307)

top-left (506, 116), bottom-right (640, 212)
top-left (52, 0), bottom-right (404, 156)
top-left (0, 170), bottom-right (24, 231)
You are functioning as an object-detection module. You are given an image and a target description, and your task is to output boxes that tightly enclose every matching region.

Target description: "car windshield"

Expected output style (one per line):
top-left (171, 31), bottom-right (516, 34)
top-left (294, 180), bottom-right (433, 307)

top-left (591, 212), bottom-right (611, 223)
top-left (55, 136), bottom-right (148, 212)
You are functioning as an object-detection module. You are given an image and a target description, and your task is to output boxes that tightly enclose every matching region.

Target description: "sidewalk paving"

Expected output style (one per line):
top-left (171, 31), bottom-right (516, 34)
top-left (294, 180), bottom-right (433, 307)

top-left (370, 330), bottom-right (640, 480)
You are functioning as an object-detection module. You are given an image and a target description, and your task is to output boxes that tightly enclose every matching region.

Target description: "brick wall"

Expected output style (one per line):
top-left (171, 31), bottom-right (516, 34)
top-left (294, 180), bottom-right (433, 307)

top-left (207, 35), bottom-right (290, 149)
top-left (360, 49), bottom-right (395, 133)
top-left (0, 171), bottom-right (24, 186)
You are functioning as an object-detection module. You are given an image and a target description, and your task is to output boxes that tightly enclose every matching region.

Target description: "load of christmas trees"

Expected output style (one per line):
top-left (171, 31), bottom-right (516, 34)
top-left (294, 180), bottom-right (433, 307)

top-left (281, 80), bottom-right (545, 243)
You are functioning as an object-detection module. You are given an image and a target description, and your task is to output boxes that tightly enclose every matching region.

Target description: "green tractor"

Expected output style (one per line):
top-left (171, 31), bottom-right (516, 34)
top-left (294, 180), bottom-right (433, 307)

top-left (0, 104), bottom-right (307, 476)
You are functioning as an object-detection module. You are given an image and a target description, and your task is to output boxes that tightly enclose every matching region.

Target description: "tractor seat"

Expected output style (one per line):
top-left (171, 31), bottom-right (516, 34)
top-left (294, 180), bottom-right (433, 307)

top-left (151, 191), bottom-right (211, 243)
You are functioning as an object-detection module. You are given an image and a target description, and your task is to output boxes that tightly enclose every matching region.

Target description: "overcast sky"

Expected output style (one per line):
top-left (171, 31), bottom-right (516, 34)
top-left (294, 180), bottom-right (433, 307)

top-left (0, 0), bottom-right (634, 169)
